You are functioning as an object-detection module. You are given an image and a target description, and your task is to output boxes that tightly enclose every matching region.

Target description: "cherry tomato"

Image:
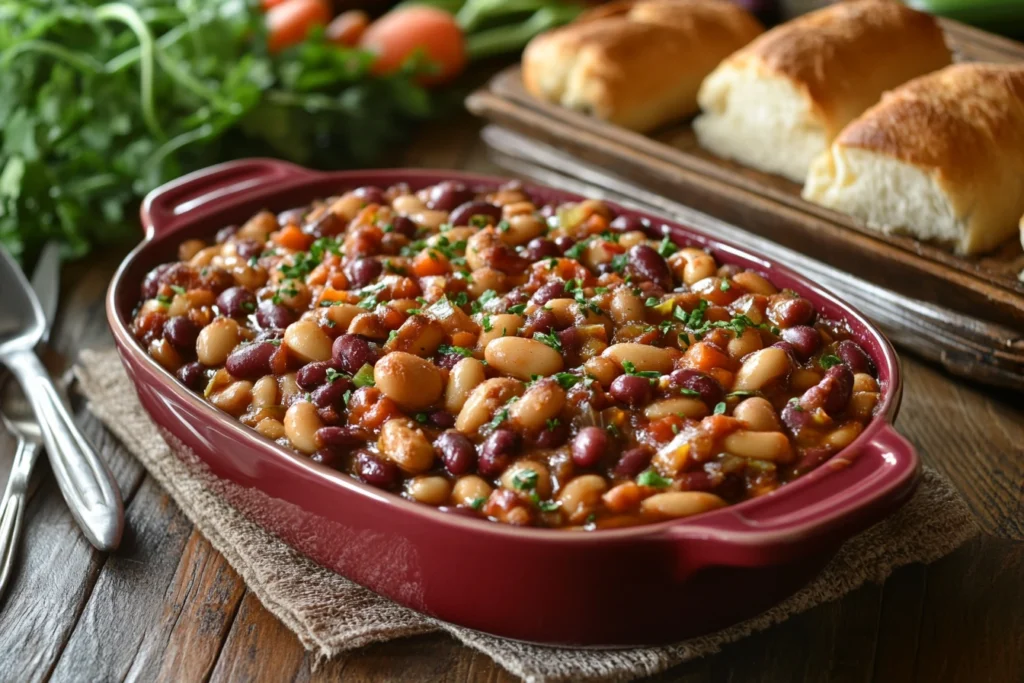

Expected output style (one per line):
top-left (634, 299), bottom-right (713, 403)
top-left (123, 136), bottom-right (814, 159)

top-left (266, 0), bottom-right (331, 53)
top-left (359, 6), bottom-right (467, 85)
top-left (326, 10), bottom-right (371, 47)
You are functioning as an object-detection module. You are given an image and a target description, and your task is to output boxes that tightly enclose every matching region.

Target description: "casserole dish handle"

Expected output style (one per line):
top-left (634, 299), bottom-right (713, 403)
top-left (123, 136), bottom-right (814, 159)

top-left (671, 424), bottom-right (920, 572)
top-left (140, 158), bottom-right (315, 239)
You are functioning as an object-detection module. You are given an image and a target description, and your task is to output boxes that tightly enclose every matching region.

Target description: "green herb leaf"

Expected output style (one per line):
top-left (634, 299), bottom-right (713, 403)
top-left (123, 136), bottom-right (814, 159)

top-left (637, 469), bottom-right (672, 488)
top-left (713, 402), bottom-right (727, 415)
top-left (352, 363), bottom-right (375, 388)
top-left (533, 331), bottom-right (562, 353)
top-left (819, 354), bottom-right (843, 369)
top-left (468, 497), bottom-right (486, 510)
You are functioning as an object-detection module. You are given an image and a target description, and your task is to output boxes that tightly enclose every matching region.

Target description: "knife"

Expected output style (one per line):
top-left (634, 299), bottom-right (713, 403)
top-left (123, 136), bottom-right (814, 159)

top-left (0, 242), bottom-right (62, 601)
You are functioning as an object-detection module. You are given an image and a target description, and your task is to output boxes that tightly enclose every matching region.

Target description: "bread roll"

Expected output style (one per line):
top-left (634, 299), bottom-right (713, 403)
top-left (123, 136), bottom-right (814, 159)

top-left (803, 64), bottom-right (1024, 256)
top-left (522, 0), bottom-right (763, 133)
top-left (693, 0), bottom-right (951, 182)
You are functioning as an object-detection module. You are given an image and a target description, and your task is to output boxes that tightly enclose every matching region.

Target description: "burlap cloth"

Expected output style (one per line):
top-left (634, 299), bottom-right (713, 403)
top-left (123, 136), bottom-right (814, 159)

top-left (75, 348), bottom-right (978, 682)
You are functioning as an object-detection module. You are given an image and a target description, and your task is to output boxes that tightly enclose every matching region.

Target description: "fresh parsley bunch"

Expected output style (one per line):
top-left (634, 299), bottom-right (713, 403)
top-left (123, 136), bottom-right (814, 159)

top-left (0, 0), bottom-right (432, 263)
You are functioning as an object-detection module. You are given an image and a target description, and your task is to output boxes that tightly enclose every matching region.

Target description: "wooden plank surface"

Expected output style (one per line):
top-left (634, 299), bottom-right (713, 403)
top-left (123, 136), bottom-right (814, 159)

top-left (0, 115), bottom-right (1021, 683)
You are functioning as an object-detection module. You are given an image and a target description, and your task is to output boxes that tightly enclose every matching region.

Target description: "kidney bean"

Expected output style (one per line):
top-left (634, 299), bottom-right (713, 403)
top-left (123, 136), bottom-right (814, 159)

top-left (353, 185), bottom-right (386, 205)
top-left (163, 316), bottom-right (200, 353)
top-left (256, 300), bottom-right (295, 330)
top-left (297, 361), bottom-right (331, 390)
top-left (531, 280), bottom-right (566, 305)
top-left (821, 365), bottom-right (854, 414)
top-left (141, 264), bottom-right (174, 299)
top-left (572, 427), bottom-right (609, 468)
top-left (627, 244), bottom-right (671, 289)
top-left (303, 212), bottom-right (344, 238)
top-left (781, 400), bottom-right (813, 433)
top-left (310, 448), bottom-right (342, 468)
top-left (217, 286), bottom-right (256, 318)
top-left (390, 215), bottom-right (417, 238)
top-left (449, 201), bottom-right (502, 228)
top-left (781, 326), bottom-right (821, 361)
top-left (429, 410), bottom-right (456, 429)
top-left (225, 341), bottom-right (277, 379)
top-left (197, 266), bottom-right (234, 294)
top-left (522, 308), bottom-right (557, 337)
top-left (773, 297), bottom-right (815, 327)
top-left (668, 369), bottom-right (724, 407)
top-left (426, 181), bottom-right (474, 212)
top-left (524, 238), bottom-right (559, 261)
top-left (234, 239), bottom-right (263, 260)
top-left (317, 425), bottom-right (362, 449)
top-left (434, 351), bottom-right (464, 371)
top-left (792, 365), bottom-right (854, 422)
top-left (553, 236), bottom-right (575, 254)
top-left (836, 339), bottom-right (874, 375)
top-left (312, 377), bottom-right (352, 408)
top-left (345, 258), bottom-right (382, 288)
top-left (436, 430), bottom-right (476, 476)
top-left (609, 374), bottom-right (651, 406)
top-left (614, 447), bottom-right (653, 478)
top-left (608, 215), bottom-right (649, 233)
top-left (354, 450), bottom-right (399, 489)
top-left (332, 334), bottom-right (378, 374)
top-left (215, 225), bottom-right (238, 243)
top-left (558, 327), bottom-right (582, 356)
top-left (793, 446), bottom-right (834, 475)
top-left (176, 361), bottom-right (206, 391)
top-left (533, 422), bottom-right (570, 449)
top-left (478, 429), bottom-right (518, 477)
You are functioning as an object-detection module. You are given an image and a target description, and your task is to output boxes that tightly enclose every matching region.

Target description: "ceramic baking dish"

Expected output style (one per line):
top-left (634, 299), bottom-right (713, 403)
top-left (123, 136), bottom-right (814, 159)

top-left (107, 158), bottom-right (919, 647)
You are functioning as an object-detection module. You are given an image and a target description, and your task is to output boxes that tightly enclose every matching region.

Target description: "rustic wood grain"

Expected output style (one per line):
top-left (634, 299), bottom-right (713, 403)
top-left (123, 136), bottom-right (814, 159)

top-left (0, 115), bottom-right (1021, 683)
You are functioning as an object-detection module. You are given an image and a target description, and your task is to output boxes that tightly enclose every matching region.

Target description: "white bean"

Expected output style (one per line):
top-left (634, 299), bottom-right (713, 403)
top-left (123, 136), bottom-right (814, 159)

top-left (733, 347), bottom-right (792, 392)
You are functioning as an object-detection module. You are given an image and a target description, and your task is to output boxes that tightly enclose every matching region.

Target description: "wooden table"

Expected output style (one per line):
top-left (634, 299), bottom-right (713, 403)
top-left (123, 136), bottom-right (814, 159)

top-left (1, 115), bottom-right (1022, 683)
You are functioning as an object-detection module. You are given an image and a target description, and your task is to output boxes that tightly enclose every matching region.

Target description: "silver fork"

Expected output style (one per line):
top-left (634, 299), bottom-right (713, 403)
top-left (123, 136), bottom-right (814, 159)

top-left (0, 241), bottom-right (61, 601)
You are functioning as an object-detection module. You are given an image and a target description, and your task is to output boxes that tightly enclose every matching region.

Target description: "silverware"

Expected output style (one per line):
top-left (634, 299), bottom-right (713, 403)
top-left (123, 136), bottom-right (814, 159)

top-left (0, 246), bottom-right (123, 552)
top-left (0, 242), bottom-right (61, 600)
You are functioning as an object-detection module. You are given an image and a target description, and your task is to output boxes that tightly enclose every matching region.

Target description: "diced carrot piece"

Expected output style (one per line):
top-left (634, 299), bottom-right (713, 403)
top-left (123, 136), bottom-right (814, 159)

top-left (307, 263), bottom-right (329, 287)
top-left (412, 249), bottom-right (450, 277)
top-left (272, 224), bottom-right (313, 251)
top-left (451, 330), bottom-right (477, 348)
top-left (710, 368), bottom-right (734, 388)
top-left (647, 415), bottom-right (684, 444)
top-left (686, 341), bottom-right (734, 373)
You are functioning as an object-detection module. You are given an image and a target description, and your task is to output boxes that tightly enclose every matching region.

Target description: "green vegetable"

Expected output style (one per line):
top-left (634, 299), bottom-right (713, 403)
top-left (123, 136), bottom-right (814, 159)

top-left (819, 354), bottom-right (843, 370)
top-left (0, 1), bottom-right (438, 264)
top-left (352, 363), bottom-right (376, 388)
top-left (637, 469), bottom-right (672, 489)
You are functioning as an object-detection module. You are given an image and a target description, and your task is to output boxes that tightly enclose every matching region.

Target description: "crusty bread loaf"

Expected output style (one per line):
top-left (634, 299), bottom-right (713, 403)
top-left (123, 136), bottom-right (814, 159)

top-left (693, 0), bottom-right (951, 182)
top-left (803, 64), bottom-right (1024, 256)
top-left (522, 0), bottom-right (763, 133)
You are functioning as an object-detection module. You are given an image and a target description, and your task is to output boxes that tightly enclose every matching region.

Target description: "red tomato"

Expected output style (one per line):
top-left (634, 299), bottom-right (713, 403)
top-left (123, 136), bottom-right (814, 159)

top-left (358, 6), bottom-right (466, 85)
top-left (266, 0), bottom-right (331, 53)
top-left (326, 10), bottom-right (371, 47)
top-left (260, 0), bottom-right (289, 10)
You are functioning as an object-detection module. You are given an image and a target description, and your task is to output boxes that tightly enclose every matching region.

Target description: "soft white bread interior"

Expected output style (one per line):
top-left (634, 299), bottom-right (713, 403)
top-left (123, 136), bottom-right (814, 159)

top-left (694, 0), bottom-right (951, 182)
top-left (803, 63), bottom-right (1024, 256)
top-left (522, 0), bottom-right (763, 133)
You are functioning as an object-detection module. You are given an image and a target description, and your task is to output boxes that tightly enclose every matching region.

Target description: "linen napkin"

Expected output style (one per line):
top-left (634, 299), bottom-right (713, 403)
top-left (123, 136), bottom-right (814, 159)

top-left (75, 348), bottom-right (979, 682)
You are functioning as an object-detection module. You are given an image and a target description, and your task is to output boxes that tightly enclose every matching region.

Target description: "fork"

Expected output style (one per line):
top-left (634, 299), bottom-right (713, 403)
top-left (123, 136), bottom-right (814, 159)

top-left (0, 386), bottom-right (43, 601)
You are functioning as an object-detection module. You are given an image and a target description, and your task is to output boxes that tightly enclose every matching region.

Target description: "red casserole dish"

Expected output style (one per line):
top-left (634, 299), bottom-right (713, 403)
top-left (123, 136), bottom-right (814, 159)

top-left (107, 158), bottom-right (919, 646)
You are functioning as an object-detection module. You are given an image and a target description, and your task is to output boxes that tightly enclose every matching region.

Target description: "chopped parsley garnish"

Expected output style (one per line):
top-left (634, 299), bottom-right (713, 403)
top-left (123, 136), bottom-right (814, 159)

top-left (564, 238), bottom-right (589, 260)
top-left (610, 254), bottom-right (628, 274)
top-left (637, 469), bottom-right (672, 488)
top-left (606, 423), bottom-right (621, 437)
top-left (342, 389), bottom-right (352, 407)
top-left (497, 219), bottom-right (511, 232)
top-left (533, 331), bottom-right (562, 352)
top-left (325, 368), bottom-right (345, 383)
top-left (481, 315), bottom-right (493, 332)
top-left (788, 397), bottom-right (804, 412)
top-left (469, 214), bottom-right (491, 228)
top-left (170, 285), bottom-right (186, 296)
top-left (538, 500), bottom-right (561, 512)
top-left (471, 289), bottom-right (497, 313)
top-left (622, 360), bottom-right (660, 381)
top-left (713, 401), bottom-right (727, 415)
top-left (156, 294), bottom-right (172, 306)
top-left (309, 237), bottom-right (341, 261)
top-left (546, 418), bottom-right (561, 430)
top-left (511, 469), bottom-right (539, 492)
top-left (645, 297), bottom-right (660, 307)
top-left (439, 344), bottom-right (474, 358)
top-left (352, 364), bottom-right (375, 388)
top-left (507, 303), bottom-right (527, 315)
top-left (467, 497), bottom-right (486, 510)
top-left (819, 354), bottom-right (843, 369)
top-left (720, 279), bottom-right (732, 292)
top-left (657, 237), bottom-right (678, 257)
top-left (414, 412), bottom-right (429, 424)
top-left (727, 390), bottom-right (757, 398)
top-left (387, 330), bottom-right (398, 344)
top-left (679, 388), bottom-right (701, 398)
top-left (485, 408), bottom-right (509, 432)
top-left (552, 373), bottom-right (580, 389)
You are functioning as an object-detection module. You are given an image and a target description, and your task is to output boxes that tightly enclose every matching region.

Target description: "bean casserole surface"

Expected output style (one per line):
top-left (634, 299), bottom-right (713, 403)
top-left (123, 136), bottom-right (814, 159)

top-left (132, 180), bottom-right (882, 529)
